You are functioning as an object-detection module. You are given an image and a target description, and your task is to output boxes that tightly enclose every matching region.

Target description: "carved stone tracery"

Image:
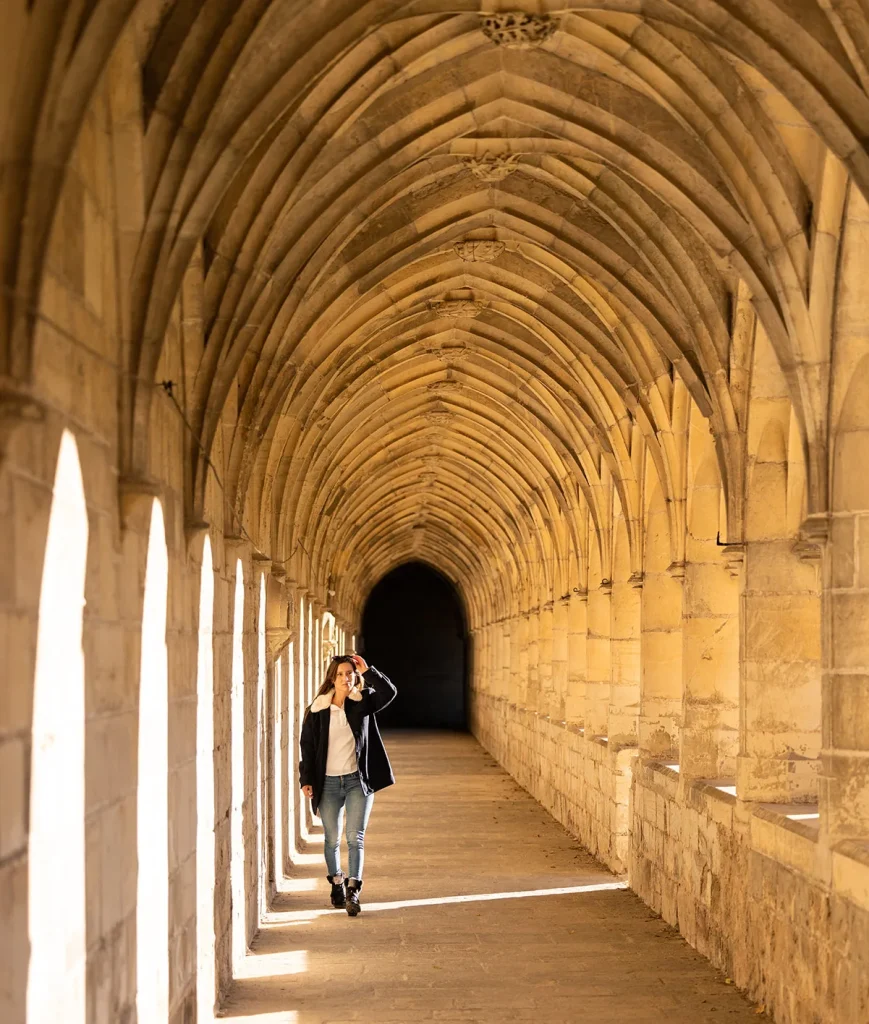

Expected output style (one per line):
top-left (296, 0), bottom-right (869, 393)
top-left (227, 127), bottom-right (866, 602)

top-left (463, 153), bottom-right (520, 182)
top-left (480, 12), bottom-right (559, 48)
top-left (428, 298), bottom-right (487, 318)
top-left (453, 240), bottom-right (505, 262)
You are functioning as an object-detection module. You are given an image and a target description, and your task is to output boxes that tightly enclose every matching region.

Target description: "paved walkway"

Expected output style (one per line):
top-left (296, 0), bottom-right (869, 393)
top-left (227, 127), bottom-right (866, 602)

top-left (221, 732), bottom-right (761, 1023)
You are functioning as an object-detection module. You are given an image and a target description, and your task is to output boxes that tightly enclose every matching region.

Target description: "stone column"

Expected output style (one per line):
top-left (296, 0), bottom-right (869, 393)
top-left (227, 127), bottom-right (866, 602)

top-left (565, 592), bottom-right (588, 725)
top-left (510, 614), bottom-right (524, 707)
top-left (586, 582), bottom-right (612, 737)
top-left (640, 564), bottom-right (683, 761)
top-left (538, 601), bottom-right (554, 717)
top-left (478, 624), bottom-right (490, 697)
top-left (516, 612), bottom-right (530, 707)
top-left (499, 621), bottom-right (511, 701)
top-left (680, 552), bottom-right (739, 780)
top-left (609, 574), bottom-right (642, 746)
top-left (526, 610), bottom-right (540, 712)
top-left (552, 598), bottom-right (569, 721)
top-left (737, 538), bottom-right (821, 802)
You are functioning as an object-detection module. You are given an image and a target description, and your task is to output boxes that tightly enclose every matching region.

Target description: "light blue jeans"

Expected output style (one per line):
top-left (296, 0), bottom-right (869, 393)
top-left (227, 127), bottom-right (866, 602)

top-left (318, 772), bottom-right (374, 881)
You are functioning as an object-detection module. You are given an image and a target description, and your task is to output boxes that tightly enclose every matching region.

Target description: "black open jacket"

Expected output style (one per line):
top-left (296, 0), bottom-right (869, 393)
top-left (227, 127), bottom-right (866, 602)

top-left (299, 666), bottom-right (397, 815)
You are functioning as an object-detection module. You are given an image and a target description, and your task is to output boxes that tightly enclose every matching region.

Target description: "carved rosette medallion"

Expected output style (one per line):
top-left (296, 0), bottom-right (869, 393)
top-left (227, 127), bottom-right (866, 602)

top-left (453, 240), bottom-right (506, 262)
top-left (480, 12), bottom-right (559, 48)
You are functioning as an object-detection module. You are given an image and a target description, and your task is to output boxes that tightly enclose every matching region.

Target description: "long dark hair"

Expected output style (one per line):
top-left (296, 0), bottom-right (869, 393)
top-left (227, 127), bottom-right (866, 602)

top-left (305, 655), bottom-right (360, 717)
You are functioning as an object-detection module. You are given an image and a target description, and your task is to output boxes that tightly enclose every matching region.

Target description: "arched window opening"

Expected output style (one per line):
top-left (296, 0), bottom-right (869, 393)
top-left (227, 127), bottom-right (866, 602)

top-left (231, 559), bottom-right (246, 967)
top-left (196, 537), bottom-right (215, 1022)
top-left (27, 430), bottom-right (88, 1024)
top-left (136, 500), bottom-right (169, 1024)
top-left (273, 654), bottom-right (285, 886)
top-left (256, 574), bottom-right (267, 916)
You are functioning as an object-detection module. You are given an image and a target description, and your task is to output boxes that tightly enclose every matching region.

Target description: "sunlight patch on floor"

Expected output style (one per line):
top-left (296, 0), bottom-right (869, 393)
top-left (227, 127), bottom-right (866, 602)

top-left (234, 949), bottom-right (309, 980)
top-left (262, 881), bottom-right (629, 925)
top-left (275, 876), bottom-right (320, 894)
top-left (216, 1011), bottom-right (300, 1023)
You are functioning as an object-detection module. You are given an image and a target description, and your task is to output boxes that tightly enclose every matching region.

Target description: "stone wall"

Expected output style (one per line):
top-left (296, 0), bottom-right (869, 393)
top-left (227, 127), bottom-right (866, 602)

top-left (470, 679), bottom-right (869, 1024)
top-left (631, 762), bottom-right (869, 1024)
top-left (470, 691), bottom-right (633, 874)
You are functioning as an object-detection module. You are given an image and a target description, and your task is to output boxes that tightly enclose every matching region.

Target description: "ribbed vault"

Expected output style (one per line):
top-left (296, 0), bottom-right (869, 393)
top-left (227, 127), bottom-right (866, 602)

top-left (4, 0), bottom-right (868, 629)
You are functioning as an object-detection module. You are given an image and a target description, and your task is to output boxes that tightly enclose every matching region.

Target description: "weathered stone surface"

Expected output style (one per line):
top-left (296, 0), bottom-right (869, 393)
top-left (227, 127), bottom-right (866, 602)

top-left (3, 4), bottom-right (869, 1023)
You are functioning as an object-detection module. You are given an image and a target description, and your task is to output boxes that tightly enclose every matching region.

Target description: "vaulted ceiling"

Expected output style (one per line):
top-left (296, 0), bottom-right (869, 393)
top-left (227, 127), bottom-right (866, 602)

top-left (5, 1), bottom-right (868, 623)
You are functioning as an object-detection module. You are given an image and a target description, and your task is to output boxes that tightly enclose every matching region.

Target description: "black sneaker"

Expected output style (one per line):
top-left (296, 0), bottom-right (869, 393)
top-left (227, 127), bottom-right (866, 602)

top-left (327, 875), bottom-right (345, 909)
top-left (344, 878), bottom-right (363, 917)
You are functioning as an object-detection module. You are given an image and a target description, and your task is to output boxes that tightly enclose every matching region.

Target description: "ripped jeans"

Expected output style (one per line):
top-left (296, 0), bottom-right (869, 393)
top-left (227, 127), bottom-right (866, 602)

top-left (318, 772), bottom-right (374, 881)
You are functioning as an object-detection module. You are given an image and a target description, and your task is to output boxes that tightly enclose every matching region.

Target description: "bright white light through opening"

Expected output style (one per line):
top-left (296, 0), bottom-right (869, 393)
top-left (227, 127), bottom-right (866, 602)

top-left (136, 500), bottom-right (170, 1024)
top-left (297, 597), bottom-right (307, 844)
top-left (231, 560), bottom-right (246, 967)
top-left (273, 656), bottom-right (284, 887)
top-left (27, 430), bottom-right (88, 1024)
top-left (196, 537), bottom-right (215, 1022)
top-left (257, 574), bottom-right (267, 916)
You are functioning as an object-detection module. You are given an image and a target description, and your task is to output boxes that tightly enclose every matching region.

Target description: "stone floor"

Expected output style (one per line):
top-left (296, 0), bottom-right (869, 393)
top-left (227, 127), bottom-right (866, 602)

top-left (220, 732), bottom-right (763, 1023)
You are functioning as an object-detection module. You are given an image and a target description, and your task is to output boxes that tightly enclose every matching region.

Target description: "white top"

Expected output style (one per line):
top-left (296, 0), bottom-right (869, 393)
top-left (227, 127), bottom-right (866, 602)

top-left (325, 703), bottom-right (358, 776)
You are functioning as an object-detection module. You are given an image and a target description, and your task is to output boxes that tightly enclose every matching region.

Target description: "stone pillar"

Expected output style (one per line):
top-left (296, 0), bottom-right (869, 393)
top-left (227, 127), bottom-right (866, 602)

top-left (680, 553), bottom-right (739, 779)
top-left (737, 538), bottom-right (821, 802)
top-left (538, 602), bottom-right (554, 717)
top-left (565, 592), bottom-right (588, 725)
top-left (516, 612), bottom-right (530, 707)
top-left (526, 610), bottom-right (540, 711)
top-left (510, 614), bottom-right (524, 707)
top-left (640, 564), bottom-right (683, 761)
top-left (820, 184), bottom-right (869, 847)
top-left (552, 598), bottom-right (569, 720)
top-left (478, 624), bottom-right (490, 697)
top-left (499, 621), bottom-right (511, 701)
top-left (586, 582), bottom-right (612, 737)
top-left (609, 574), bottom-right (642, 746)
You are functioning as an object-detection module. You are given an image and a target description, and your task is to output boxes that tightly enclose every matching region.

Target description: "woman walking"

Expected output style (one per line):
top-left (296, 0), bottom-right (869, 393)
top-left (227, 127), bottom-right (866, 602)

top-left (299, 653), bottom-right (397, 916)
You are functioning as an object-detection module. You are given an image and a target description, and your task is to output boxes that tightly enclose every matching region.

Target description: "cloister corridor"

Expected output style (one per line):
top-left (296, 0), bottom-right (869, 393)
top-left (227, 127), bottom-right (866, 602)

top-left (3, 2), bottom-right (869, 1023)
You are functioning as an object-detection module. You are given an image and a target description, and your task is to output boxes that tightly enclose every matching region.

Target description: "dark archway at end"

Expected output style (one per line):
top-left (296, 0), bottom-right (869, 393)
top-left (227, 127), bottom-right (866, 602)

top-left (360, 562), bottom-right (468, 730)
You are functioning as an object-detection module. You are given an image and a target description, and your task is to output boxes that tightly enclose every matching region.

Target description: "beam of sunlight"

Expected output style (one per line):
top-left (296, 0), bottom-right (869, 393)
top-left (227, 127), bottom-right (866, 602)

top-left (231, 560), bottom-right (246, 967)
top-left (27, 430), bottom-right (88, 1024)
top-left (257, 574), bottom-right (267, 916)
top-left (234, 949), bottom-right (309, 980)
top-left (286, 850), bottom-right (323, 867)
top-left (137, 500), bottom-right (170, 1024)
top-left (273, 657), bottom-right (284, 891)
top-left (262, 881), bottom-right (629, 924)
top-left (275, 876), bottom-right (320, 894)
top-left (218, 1013), bottom-right (300, 1023)
top-left (196, 537), bottom-right (216, 1023)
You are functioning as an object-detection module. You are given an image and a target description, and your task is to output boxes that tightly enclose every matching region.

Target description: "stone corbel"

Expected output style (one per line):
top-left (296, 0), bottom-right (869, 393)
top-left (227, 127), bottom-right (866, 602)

top-left (666, 560), bottom-right (686, 580)
top-left (720, 543), bottom-right (744, 578)
top-left (184, 518), bottom-right (210, 556)
top-left (0, 384), bottom-right (44, 467)
top-left (571, 587), bottom-right (588, 601)
top-left (793, 513), bottom-right (830, 561)
top-left (627, 571), bottom-right (644, 589)
top-left (119, 475), bottom-right (163, 533)
top-left (224, 533), bottom-right (252, 571)
top-left (266, 626), bottom-right (292, 659)
top-left (253, 551), bottom-right (272, 576)
top-left (599, 578), bottom-right (613, 595)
